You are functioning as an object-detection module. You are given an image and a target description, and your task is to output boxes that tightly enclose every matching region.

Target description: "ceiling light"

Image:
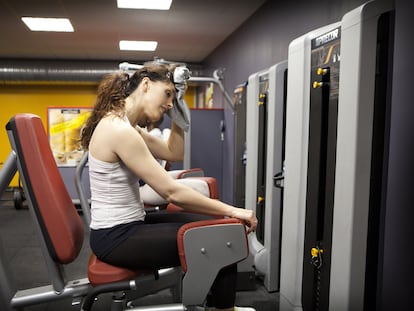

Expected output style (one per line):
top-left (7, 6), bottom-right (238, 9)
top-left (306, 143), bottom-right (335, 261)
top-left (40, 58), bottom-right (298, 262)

top-left (117, 0), bottom-right (172, 10)
top-left (119, 40), bottom-right (158, 51)
top-left (21, 17), bottom-right (74, 32)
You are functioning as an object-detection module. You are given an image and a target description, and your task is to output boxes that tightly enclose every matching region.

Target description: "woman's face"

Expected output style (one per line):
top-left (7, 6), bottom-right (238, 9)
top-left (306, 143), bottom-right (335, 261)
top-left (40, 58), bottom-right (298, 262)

top-left (141, 79), bottom-right (175, 126)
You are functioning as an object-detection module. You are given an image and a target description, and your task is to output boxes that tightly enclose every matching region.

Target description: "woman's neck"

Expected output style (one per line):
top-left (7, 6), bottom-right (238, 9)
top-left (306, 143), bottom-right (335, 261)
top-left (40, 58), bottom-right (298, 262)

top-left (124, 97), bottom-right (142, 127)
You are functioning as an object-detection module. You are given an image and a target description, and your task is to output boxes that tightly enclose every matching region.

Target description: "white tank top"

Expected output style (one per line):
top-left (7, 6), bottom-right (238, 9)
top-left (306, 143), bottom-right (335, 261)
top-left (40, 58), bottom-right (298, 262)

top-left (88, 152), bottom-right (146, 229)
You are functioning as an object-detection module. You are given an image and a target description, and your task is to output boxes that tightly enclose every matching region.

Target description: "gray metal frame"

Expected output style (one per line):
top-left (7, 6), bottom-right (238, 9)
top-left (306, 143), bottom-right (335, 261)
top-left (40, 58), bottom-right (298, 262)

top-left (74, 151), bottom-right (91, 225)
top-left (245, 60), bottom-right (287, 292)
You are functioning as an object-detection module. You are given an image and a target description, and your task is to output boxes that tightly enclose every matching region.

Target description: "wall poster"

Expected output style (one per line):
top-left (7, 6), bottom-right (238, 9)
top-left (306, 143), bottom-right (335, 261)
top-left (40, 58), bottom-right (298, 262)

top-left (48, 107), bottom-right (91, 166)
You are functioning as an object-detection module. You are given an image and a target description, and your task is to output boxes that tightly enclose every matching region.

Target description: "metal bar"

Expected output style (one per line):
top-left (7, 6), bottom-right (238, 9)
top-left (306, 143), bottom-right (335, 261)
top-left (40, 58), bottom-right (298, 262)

top-left (119, 62), bottom-right (234, 111)
top-left (188, 76), bottom-right (235, 111)
top-left (74, 151), bottom-right (91, 225)
top-left (128, 303), bottom-right (185, 311)
top-left (10, 278), bottom-right (90, 308)
top-left (0, 152), bottom-right (17, 196)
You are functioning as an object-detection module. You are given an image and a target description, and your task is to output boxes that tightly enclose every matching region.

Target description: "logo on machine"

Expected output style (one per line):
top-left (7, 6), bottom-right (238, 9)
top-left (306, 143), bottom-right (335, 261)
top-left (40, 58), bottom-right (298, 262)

top-left (313, 27), bottom-right (341, 48)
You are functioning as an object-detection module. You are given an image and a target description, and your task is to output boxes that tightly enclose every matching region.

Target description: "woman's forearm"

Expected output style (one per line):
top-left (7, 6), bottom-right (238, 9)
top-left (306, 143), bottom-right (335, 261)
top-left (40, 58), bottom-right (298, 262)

top-left (166, 183), bottom-right (233, 216)
top-left (164, 183), bottom-right (257, 233)
top-left (166, 122), bottom-right (184, 161)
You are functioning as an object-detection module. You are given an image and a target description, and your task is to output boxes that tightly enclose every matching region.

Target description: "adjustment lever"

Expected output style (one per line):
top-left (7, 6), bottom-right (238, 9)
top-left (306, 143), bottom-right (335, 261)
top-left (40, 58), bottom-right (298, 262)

top-left (273, 171), bottom-right (284, 188)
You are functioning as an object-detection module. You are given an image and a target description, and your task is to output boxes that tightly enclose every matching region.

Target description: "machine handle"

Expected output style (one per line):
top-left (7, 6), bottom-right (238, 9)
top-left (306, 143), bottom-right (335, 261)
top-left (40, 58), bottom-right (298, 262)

top-left (273, 171), bottom-right (284, 188)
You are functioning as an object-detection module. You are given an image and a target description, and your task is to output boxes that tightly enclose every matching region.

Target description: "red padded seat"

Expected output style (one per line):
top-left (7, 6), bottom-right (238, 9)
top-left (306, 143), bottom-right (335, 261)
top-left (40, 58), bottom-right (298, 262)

top-left (88, 253), bottom-right (151, 287)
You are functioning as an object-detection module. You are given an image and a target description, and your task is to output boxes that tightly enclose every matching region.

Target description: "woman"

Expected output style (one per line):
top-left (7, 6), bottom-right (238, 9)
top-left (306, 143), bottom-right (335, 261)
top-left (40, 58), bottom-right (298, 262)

top-left (81, 64), bottom-right (257, 311)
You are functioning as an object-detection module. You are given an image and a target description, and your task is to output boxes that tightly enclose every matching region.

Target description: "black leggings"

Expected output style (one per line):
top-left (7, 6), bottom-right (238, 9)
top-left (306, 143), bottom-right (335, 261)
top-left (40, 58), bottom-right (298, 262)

top-left (99, 211), bottom-right (237, 309)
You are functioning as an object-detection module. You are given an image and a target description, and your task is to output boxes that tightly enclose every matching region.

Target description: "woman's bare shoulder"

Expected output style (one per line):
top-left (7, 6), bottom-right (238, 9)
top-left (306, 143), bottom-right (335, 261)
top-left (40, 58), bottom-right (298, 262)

top-left (92, 115), bottom-right (138, 147)
top-left (90, 115), bottom-right (142, 162)
top-left (97, 115), bottom-right (134, 135)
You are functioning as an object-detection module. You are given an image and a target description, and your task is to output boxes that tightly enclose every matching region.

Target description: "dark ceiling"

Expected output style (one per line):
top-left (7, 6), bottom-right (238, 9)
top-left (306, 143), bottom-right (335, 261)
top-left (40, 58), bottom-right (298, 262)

top-left (0, 0), bottom-right (267, 64)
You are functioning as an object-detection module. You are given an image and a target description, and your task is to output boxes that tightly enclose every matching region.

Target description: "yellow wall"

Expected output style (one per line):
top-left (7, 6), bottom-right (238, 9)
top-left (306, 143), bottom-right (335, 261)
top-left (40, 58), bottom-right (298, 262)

top-left (0, 84), bottom-right (97, 186)
top-left (0, 83), bottom-right (195, 187)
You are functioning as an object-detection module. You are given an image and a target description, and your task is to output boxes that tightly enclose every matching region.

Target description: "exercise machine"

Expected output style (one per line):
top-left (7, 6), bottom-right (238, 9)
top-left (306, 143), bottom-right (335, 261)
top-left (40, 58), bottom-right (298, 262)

top-left (279, 0), bottom-right (394, 310)
top-left (245, 60), bottom-right (288, 292)
top-left (0, 113), bottom-right (250, 311)
top-left (231, 82), bottom-right (248, 208)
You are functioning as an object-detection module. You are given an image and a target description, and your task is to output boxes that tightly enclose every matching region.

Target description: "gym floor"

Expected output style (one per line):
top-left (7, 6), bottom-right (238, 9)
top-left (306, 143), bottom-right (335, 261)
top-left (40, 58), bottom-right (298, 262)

top-left (0, 189), bottom-right (279, 311)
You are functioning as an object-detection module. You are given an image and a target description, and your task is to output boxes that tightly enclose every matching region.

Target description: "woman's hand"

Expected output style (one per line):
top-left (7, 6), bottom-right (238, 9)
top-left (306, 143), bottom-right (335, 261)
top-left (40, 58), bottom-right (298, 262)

top-left (230, 208), bottom-right (258, 234)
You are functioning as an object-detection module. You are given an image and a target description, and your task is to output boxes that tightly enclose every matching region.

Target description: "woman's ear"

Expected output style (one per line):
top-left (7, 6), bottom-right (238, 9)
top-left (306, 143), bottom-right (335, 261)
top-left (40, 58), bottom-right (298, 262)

top-left (141, 77), bottom-right (150, 92)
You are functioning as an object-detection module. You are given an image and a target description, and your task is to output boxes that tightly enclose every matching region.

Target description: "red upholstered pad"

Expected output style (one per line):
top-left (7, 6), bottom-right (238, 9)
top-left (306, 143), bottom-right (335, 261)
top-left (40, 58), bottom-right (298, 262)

top-left (12, 114), bottom-right (84, 264)
top-left (177, 218), bottom-right (246, 272)
top-left (88, 253), bottom-right (151, 286)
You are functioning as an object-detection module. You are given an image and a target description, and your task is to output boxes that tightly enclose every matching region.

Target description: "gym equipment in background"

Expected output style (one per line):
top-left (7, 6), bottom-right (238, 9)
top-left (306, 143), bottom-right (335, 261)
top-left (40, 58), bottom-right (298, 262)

top-left (245, 60), bottom-right (288, 292)
top-left (279, 0), bottom-right (394, 310)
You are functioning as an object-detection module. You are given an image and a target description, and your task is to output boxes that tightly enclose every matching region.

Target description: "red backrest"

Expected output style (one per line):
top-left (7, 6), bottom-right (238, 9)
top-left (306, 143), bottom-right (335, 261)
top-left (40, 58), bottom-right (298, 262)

top-left (6, 114), bottom-right (84, 264)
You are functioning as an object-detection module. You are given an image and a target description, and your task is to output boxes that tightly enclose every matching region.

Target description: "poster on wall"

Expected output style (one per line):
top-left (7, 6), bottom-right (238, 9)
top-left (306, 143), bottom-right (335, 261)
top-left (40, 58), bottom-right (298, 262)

top-left (48, 107), bottom-right (92, 167)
